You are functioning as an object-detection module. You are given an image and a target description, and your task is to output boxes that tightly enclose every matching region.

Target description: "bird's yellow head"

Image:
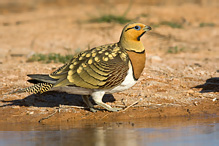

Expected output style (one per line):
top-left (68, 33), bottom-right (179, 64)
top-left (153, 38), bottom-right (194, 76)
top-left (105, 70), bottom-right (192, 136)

top-left (119, 22), bottom-right (151, 52)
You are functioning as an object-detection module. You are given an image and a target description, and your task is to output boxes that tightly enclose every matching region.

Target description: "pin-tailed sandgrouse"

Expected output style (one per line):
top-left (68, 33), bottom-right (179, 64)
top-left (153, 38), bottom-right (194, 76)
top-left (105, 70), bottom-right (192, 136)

top-left (12, 22), bottom-right (151, 112)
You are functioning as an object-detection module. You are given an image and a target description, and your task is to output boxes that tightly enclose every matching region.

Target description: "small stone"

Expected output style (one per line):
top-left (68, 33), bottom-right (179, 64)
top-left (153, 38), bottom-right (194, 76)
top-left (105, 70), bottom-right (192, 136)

top-left (149, 56), bottom-right (162, 62)
top-left (212, 98), bottom-right (217, 102)
top-left (193, 101), bottom-right (198, 106)
top-left (12, 106), bottom-right (20, 109)
top-left (194, 63), bottom-right (202, 67)
top-left (187, 66), bottom-right (194, 72)
top-left (26, 111), bottom-right (34, 115)
top-left (29, 111), bottom-right (34, 115)
top-left (199, 71), bottom-right (205, 75)
top-left (187, 89), bottom-right (194, 94)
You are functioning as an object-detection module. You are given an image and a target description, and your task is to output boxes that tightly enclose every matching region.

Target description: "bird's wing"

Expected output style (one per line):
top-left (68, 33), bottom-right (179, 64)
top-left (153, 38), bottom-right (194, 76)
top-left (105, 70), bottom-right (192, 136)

top-left (49, 43), bottom-right (130, 89)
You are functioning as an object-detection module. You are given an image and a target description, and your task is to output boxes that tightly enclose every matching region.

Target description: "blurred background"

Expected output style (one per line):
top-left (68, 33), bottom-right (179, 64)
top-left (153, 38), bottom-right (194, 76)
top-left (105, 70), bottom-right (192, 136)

top-left (0, 0), bottom-right (218, 58)
top-left (0, 0), bottom-right (219, 12)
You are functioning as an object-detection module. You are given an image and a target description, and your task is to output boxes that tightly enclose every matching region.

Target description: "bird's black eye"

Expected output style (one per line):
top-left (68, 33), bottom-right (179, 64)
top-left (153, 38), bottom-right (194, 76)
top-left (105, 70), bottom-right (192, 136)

top-left (134, 25), bottom-right (141, 30)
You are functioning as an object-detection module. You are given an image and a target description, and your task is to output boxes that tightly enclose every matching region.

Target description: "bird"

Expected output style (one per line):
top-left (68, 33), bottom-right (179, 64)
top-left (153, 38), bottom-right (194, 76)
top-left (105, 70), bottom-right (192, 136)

top-left (11, 22), bottom-right (151, 112)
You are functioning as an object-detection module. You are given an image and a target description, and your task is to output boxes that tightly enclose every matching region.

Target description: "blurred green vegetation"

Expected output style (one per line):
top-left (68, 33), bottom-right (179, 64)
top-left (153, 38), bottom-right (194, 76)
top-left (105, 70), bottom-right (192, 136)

top-left (89, 14), bottom-right (131, 24)
top-left (27, 53), bottom-right (74, 63)
top-left (150, 24), bottom-right (160, 28)
top-left (199, 22), bottom-right (215, 27)
top-left (140, 13), bottom-right (149, 18)
top-left (167, 46), bottom-right (184, 53)
top-left (88, 0), bottom-right (133, 24)
top-left (160, 21), bottom-right (183, 28)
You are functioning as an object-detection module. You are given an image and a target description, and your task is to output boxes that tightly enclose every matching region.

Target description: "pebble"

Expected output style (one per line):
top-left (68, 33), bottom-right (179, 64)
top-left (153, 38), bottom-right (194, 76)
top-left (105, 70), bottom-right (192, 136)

top-left (187, 89), bottom-right (194, 94)
top-left (149, 55), bottom-right (162, 62)
top-left (26, 111), bottom-right (34, 115)
top-left (199, 71), bottom-right (205, 75)
top-left (212, 98), bottom-right (217, 102)
top-left (29, 111), bottom-right (34, 115)
top-left (11, 106), bottom-right (20, 109)
top-left (193, 101), bottom-right (198, 106)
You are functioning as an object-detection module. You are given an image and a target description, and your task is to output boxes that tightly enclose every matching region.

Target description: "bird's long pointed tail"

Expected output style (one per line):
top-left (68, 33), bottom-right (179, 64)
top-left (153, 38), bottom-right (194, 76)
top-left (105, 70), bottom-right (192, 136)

top-left (8, 82), bottom-right (53, 94)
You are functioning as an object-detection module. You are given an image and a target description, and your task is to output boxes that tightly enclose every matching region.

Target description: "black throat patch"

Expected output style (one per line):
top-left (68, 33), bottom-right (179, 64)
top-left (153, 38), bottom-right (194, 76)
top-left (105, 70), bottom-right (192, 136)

top-left (137, 32), bottom-right (146, 41)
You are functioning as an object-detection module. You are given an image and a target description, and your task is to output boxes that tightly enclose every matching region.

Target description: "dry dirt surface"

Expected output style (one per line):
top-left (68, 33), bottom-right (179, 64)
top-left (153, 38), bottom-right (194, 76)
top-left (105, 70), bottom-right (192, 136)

top-left (0, 1), bottom-right (218, 125)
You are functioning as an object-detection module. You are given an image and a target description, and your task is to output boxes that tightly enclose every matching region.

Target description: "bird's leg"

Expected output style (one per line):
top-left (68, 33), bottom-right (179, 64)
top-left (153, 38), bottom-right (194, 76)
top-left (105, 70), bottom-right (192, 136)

top-left (91, 91), bottom-right (122, 112)
top-left (82, 95), bottom-right (97, 112)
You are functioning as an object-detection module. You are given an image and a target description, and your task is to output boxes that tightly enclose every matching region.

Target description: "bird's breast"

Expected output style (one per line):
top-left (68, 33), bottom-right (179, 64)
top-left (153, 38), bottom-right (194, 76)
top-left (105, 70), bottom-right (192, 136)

top-left (126, 50), bottom-right (146, 80)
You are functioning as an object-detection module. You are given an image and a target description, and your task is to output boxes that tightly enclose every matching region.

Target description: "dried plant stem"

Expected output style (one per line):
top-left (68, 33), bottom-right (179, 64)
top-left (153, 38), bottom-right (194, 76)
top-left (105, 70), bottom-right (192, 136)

top-left (122, 0), bottom-right (133, 17)
top-left (101, 98), bottom-right (143, 120)
top-left (119, 98), bottom-right (143, 112)
top-left (38, 108), bottom-right (58, 123)
top-left (59, 105), bottom-right (85, 109)
top-left (38, 105), bottom-right (85, 123)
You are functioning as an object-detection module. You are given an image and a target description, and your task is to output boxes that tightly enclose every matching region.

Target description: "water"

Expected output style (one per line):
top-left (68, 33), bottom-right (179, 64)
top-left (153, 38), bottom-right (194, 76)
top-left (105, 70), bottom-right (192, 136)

top-left (0, 117), bottom-right (218, 146)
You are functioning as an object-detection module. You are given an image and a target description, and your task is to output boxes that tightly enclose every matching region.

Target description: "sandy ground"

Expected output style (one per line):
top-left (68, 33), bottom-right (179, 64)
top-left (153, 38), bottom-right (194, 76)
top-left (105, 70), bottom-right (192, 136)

top-left (0, 1), bottom-right (218, 125)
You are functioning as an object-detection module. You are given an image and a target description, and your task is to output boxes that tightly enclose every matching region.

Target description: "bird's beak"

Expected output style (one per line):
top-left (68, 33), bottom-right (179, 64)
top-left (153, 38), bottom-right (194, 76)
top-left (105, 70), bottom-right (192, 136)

top-left (143, 25), bottom-right (152, 32)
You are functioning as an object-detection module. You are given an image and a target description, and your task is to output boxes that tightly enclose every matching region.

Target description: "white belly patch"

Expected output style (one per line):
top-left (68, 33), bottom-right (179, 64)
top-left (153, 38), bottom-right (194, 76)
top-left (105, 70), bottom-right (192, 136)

top-left (103, 65), bottom-right (137, 94)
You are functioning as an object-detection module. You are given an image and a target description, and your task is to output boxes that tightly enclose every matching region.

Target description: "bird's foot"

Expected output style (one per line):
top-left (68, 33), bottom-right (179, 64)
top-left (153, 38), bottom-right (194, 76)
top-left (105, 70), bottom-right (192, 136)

top-left (89, 107), bottom-right (98, 113)
top-left (95, 101), bottom-right (122, 112)
top-left (106, 107), bottom-right (123, 112)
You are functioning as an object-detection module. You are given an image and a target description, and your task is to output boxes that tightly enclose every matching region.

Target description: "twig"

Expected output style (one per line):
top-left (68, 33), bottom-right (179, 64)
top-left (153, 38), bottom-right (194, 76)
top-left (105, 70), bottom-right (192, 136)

top-left (38, 105), bottom-right (86, 123)
top-left (114, 105), bottom-right (126, 107)
top-left (38, 108), bottom-right (58, 123)
top-left (119, 98), bottom-right (143, 112)
top-left (101, 113), bottom-right (110, 120)
top-left (100, 98), bottom-right (143, 120)
top-left (59, 105), bottom-right (85, 109)
top-left (122, 0), bottom-right (133, 17)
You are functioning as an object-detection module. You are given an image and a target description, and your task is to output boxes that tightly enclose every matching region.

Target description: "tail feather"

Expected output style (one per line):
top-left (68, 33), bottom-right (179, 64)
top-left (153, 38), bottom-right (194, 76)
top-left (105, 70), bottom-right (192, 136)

top-left (27, 74), bottom-right (57, 84)
top-left (8, 74), bottom-right (57, 95)
top-left (9, 83), bottom-right (53, 94)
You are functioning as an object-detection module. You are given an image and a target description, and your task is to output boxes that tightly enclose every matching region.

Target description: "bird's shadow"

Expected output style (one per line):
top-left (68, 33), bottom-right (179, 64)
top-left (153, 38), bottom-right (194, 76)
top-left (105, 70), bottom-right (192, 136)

top-left (4, 77), bottom-right (217, 108)
top-left (1, 91), bottom-right (116, 109)
top-left (193, 77), bottom-right (219, 93)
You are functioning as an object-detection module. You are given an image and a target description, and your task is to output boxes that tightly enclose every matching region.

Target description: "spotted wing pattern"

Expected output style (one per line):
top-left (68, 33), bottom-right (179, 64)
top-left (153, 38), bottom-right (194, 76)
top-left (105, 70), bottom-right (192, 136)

top-left (49, 43), bottom-right (130, 89)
